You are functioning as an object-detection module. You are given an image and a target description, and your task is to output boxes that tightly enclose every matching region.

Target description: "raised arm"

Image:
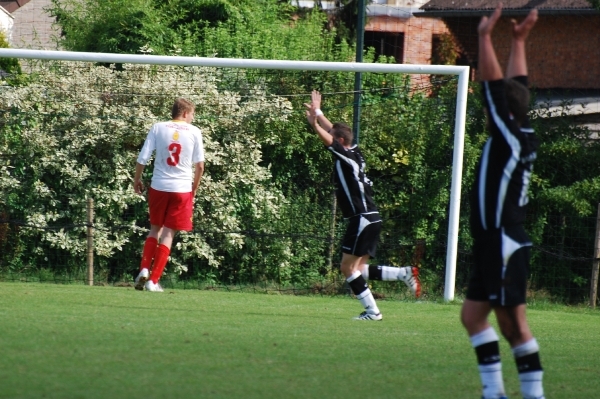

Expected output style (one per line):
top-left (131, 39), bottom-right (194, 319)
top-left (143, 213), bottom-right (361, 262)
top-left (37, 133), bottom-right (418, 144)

top-left (305, 90), bottom-right (333, 132)
top-left (304, 90), bottom-right (335, 146)
top-left (506, 9), bottom-right (538, 79)
top-left (306, 107), bottom-right (334, 147)
top-left (478, 4), bottom-right (504, 81)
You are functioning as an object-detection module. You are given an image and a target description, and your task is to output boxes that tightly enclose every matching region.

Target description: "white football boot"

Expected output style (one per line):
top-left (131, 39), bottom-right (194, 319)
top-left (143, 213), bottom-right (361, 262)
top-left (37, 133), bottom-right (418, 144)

top-left (134, 268), bottom-right (149, 291)
top-left (353, 311), bottom-right (383, 321)
top-left (144, 280), bottom-right (164, 292)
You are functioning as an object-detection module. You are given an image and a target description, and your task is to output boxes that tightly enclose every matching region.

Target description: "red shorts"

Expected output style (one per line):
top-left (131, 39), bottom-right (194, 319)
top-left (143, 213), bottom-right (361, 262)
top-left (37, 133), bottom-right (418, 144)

top-left (148, 187), bottom-right (193, 231)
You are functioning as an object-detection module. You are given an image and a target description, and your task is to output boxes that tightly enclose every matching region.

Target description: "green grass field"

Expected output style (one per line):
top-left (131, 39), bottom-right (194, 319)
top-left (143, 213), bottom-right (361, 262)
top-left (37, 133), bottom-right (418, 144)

top-left (1, 283), bottom-right (598, 399)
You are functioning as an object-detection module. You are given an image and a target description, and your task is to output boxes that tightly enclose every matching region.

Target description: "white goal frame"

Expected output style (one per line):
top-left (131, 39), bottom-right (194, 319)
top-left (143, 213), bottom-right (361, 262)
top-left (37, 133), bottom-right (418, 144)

top-left (0, 48), bottom-right (469, 301)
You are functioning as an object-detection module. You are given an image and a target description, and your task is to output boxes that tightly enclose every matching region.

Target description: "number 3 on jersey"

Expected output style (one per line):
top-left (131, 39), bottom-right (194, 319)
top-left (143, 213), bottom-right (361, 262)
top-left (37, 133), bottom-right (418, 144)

top-left (167, 143), bottom-right (182, 166)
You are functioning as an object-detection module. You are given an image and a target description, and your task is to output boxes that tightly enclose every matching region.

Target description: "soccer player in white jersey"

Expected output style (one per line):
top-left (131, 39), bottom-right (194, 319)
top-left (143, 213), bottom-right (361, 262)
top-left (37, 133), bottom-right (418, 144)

top-left (305, 91), bottom-right (420, 321)
top-left (461, 5), bottom-right (544, 399)
top-left (133, 98), bottom-right (205, 292)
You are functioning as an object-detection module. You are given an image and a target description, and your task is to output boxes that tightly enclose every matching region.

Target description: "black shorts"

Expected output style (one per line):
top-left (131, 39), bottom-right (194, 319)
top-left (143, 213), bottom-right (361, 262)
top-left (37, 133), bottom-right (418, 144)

top-left (466, 225), bottom-right (531, 307)
top-left (341, 212), bottom-right (382, 257)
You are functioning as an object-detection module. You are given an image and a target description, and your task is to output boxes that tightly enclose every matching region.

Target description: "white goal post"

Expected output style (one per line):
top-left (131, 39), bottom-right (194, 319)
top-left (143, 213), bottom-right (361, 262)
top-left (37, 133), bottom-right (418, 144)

top-left (0, 48), bottom-right (469, 301)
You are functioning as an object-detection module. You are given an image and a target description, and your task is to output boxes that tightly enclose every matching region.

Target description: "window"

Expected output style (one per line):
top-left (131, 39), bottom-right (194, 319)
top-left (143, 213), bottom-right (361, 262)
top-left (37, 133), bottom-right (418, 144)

top-left (364, 32), bottom-right (404, 63)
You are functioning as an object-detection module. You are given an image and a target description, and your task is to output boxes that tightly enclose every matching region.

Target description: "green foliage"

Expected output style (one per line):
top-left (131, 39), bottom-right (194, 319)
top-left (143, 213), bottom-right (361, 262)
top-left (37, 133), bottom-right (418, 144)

top-left (49, 0), bottom-right (353, 61)
top-left (49, 0), bottom-right (167, 54)
top-left (0, 31), bottom-right (21, 76)
top-left (530, 98), bottom-right (600, 217)
top-left (431, 33), bottom-right (459, 66)
top-left (0, 61), bottom-right (292, 280)
top-left (520, 95), bottom-right (600, 303)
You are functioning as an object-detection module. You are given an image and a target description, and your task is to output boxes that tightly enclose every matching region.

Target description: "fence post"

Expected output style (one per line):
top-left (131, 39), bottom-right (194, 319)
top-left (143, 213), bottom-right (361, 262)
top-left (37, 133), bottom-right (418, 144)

top-left (327, 192), bottom-right (337, 271)
top-left (87, 198), bottom-right (94, 286)
top-left (590, 203), bottom-right (600, 308)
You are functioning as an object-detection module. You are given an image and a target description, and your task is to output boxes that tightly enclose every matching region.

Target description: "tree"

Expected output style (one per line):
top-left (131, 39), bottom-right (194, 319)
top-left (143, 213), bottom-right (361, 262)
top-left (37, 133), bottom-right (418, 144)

top-left (49, 0), bottom-right (352, 61)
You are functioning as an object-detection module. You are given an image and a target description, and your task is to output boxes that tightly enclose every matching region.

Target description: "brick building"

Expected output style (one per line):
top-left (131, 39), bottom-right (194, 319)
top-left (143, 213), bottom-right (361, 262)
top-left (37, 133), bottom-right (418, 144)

top-left (365, 0), bottom-right (455, 88)
top-left (0, 0), bottom-right (57, 49)
top-left (418, 0), bottom-right (600, 133)
top-left (418, 0), bottom-right (600, 90)
top-left (365, 0), bottom-right (450, 67)
top-left (296, 0), bottom-right (454, 88)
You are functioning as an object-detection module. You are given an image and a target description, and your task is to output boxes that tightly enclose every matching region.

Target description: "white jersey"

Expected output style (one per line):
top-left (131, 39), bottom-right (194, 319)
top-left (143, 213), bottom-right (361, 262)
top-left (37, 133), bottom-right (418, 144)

top-left (137, 120), bottom-right (204, 193)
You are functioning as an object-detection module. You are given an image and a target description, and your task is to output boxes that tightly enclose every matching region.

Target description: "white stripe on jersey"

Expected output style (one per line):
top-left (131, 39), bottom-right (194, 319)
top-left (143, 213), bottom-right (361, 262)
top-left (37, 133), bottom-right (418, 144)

top-left (137, 120), bottom-right (204, 193)
top-left (330, 145), bottom-right (368, 213)
top-left (497, 156), bottom-right (518, 228)
top-left (336, 161), bottom-right (356, 215)
top-left (478, 139), bottom-right (492, 230)
top-left (519, 168), bottom-right (532, 207)
top-left (483, 82), bottom-right (522, 229)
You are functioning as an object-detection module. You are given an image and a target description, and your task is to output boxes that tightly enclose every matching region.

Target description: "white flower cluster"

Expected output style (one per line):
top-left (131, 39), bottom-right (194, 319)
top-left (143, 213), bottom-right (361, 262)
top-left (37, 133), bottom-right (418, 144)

top-left (0, 60), bottom-right (293, 274)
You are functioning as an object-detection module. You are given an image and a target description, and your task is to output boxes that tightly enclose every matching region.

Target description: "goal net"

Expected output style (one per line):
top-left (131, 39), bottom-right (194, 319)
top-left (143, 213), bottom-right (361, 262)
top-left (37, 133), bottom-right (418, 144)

top-left (0, 49), bottom-right (468, 300)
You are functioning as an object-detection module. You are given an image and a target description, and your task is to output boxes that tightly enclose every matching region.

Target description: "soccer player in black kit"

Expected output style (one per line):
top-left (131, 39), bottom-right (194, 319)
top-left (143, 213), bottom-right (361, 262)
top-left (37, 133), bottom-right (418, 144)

top-left (305, 91), bottom-right (420, 321)
top-left (461, 4), bottom-right (544, 399)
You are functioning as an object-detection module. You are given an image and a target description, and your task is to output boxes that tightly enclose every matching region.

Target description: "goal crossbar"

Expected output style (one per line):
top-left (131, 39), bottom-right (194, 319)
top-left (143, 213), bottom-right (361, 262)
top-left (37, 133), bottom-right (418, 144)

top-left (0, 48), bottom-right (469, 301)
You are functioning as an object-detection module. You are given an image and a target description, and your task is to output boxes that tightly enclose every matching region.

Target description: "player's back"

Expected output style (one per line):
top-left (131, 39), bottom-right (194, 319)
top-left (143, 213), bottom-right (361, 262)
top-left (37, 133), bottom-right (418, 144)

top-left (141, 120), bottom-right (204, 193)
top-left (328, 141), bottom-right (378, 218)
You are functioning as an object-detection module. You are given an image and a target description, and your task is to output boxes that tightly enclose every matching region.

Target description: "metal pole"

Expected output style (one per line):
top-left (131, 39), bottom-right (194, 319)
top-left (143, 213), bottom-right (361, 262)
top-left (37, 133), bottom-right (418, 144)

top-left (328, 192), bottom-right (337, 271)
top-left (352, 0), bottom-right (366, 144)
top-left (87, 198), bottom-right (94, 286)
top-left (443, 67), bottom-right (470, 302)
top-left (0, 48), bottom-right (469, 74)
top-left (589, 204), bottom-right (600, 308)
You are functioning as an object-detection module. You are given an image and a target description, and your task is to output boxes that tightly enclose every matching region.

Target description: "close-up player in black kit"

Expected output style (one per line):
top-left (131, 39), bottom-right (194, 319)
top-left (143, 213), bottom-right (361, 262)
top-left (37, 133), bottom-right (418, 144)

top-left (460, 4), bottom-right (545, 399)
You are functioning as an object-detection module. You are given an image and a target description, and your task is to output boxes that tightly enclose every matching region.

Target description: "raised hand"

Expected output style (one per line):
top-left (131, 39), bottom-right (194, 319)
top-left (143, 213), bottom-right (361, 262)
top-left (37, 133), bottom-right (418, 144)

top-left (304, 90), bottom-right (323, 126)
top-left (305, 109), bottom-right (317, 126)
top-left (303, 99), bottom-right (317, 126)
top-left (478, 3), bottom-right (502, 36)
top-left (310, 90), bottom-right (322, 110)
top-left (303, 90), bottom-right (322, 113)
top-left (511, 8), bottom-right (538, 42)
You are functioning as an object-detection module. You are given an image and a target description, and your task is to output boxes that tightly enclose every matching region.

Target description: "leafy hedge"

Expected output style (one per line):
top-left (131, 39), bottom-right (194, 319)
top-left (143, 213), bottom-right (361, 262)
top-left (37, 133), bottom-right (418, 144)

top-left (0, 0), bottom-right (598, 302)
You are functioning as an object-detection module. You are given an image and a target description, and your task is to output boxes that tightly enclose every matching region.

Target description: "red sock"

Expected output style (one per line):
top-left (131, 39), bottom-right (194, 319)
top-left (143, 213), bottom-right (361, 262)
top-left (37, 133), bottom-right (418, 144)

top-left (150, 244), bottom-right (170, 284)
top-left (140, 237), bottom-right (158, 270)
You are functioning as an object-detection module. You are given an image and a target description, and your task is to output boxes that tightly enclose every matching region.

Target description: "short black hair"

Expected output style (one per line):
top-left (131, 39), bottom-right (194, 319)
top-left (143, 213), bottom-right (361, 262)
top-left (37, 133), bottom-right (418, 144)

top-left (504, 79), bottom-right (530, 125)
top-left (330, 122), bottom-right (353, 145)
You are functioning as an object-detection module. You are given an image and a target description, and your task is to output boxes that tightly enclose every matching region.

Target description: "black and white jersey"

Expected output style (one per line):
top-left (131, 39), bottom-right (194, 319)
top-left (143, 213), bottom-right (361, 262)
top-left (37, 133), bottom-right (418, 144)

top-left (328, 140), bottom-right (379, 218)
top-left (470, 76), bottom-right (539, 232)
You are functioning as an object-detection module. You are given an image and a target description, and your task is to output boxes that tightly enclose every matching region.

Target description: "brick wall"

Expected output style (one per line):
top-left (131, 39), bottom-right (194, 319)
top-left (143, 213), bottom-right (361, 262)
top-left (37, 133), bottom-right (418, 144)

top-left (444, 15), bottom-right (600, 90)
top-left (366, 15), bottom-right (449, 64)
top-left (366, 15), bottom-right (450, 88)
top-left (493, 16), bottom-right (600, 89)
top-left (10, 0), bottom-right (58, 49)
